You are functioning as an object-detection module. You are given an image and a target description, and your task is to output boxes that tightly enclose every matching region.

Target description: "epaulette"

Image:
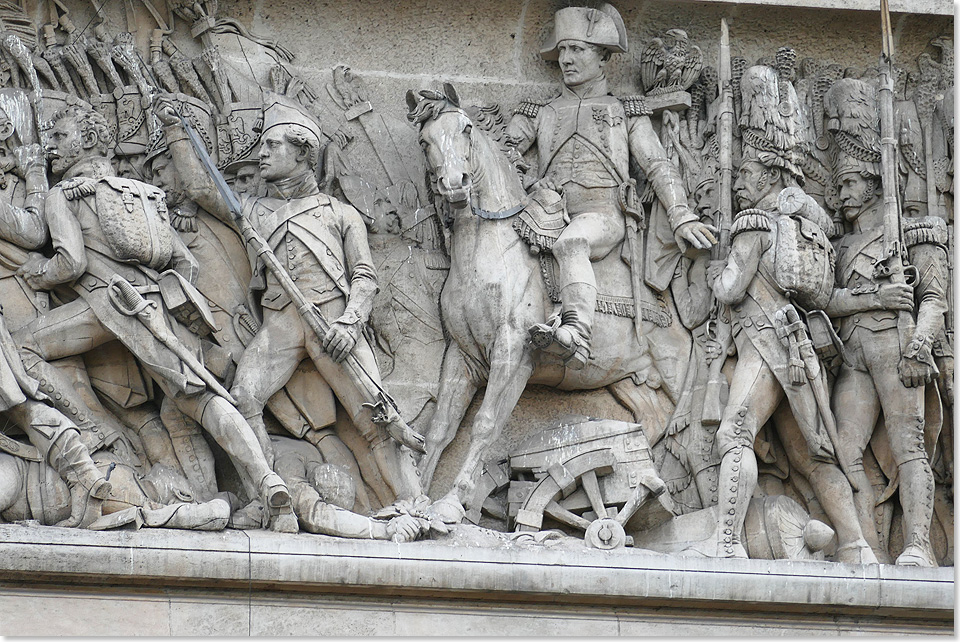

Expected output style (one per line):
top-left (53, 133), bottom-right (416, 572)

top-left (619, 95), bottom-right (652, 117)
top-left (731, 208), bottom-right (771, 238)
top-left (903, 216), bottom-right (948, 250)
top-left (513, 100), bottom-right (543, 119)
top-left (58, 177), bottom-right (98, 201)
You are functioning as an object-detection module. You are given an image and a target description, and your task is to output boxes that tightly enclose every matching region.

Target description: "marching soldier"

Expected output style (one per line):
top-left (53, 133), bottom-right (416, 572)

top-left (13, 102), bottom-right (297, 532)
top-left (693, 66), bottom-right (877, 563)
top-left (825, 78), bottom-right (947, 565)
top-left (155, 94), bottom-right (426, 505)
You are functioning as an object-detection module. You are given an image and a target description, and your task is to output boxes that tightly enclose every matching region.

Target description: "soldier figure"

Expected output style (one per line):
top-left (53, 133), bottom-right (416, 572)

top-left (506, 4), bottom-right (716, 369)
top-left (13, 103), bottom-right (297, 532)
top-left (155, 94), bottom-right (426, 505)
top-left (694, 66), bottom-right (877, 563)
top-left (826, 119), bottom-right (947, 565)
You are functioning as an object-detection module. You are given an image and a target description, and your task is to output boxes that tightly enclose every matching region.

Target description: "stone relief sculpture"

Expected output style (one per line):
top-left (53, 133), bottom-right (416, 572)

top-left (0, 0), bottom-right (946, 570)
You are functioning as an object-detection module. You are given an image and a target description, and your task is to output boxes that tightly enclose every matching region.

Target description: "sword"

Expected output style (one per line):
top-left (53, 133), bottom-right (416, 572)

top-left (107, 276), bottom-right (237, 404)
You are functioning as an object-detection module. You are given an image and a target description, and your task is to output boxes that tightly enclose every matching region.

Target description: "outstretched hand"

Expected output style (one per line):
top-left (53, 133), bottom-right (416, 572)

top-left (676, 220), bottom-right (719, 251)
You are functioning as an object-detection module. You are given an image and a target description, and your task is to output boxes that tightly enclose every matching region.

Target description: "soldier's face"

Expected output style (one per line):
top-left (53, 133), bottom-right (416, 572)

top-left (557, 40), bottom-right (606, 87)
top-left (151, 153), bottom-right (184, 205)
top-left (259, 128), bottom-right (301, 181)
top-left (233, 165), bottom-right (260, 195)
top-left (733, 161), bottom-right (771, 209)
top-left (694, 179), bottom-right (718, 221)
top-left (837, 172), bottom-right (876, 221)
top-left (46, 115), bottom-right (85, 176)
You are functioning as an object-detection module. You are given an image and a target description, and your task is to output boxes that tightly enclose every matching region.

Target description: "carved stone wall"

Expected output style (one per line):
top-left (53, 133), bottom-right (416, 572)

top-left (0, 0), bottom-right (952, 634)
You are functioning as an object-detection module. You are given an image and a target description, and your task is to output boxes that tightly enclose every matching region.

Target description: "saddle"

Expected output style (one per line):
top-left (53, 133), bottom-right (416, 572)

top-left (511, 188), bottom-right (671, 327)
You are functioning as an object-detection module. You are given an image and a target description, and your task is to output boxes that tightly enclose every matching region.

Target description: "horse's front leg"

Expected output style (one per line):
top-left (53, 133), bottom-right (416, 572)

top-left (419, 342), bottom-right (479, 494)
top-left (450, 330), bottom-right (534, 507)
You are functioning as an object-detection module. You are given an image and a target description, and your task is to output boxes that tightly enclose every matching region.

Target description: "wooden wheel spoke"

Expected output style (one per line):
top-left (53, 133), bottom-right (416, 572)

top-left (544, 500), bottom-right (592, 531)
top-left (581, 470), bottom-right (608, 519)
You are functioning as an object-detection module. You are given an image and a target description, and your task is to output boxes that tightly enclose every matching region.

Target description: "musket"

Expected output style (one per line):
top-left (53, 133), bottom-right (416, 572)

top-left (701, 18), bottom-right (735, 426)
top-left (875, 0), bottom-right (919, 363)
top-left (171, 107), bottom-right (426, 453)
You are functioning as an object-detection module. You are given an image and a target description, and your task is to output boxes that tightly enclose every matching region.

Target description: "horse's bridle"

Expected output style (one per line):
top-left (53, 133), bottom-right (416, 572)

top-left (429, 107), bottom-right (526, 221)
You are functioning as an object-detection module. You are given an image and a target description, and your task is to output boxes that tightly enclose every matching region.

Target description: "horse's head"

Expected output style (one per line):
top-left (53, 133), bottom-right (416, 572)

top-left (407, 83), bottom-right (475, 208)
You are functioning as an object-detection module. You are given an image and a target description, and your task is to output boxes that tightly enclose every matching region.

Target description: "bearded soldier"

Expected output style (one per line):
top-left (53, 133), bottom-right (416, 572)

top-left (13, 102), bottom-right (297, 532)
top-left (825, 79), bottom-right (947, 567)
top-left (506, 4), bottom-right (716, 369)
top-left (692, 66), bottom-right (877, 563)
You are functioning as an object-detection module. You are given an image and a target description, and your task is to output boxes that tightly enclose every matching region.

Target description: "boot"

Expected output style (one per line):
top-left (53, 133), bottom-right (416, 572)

top-left (259, 471), bottom-right (299, 533)
top-left (529, 283), bottom-right (596, 370)
top-left (48, 430), bottom-right (112, 528)
top-left (896, 533), bottom-right (937, 567)
top-left (684, 445), bottom-right (755, 558)
top-left (896, 458), bottom-right (938, 567)
top-left (162, 397), bottom-right (218, 502)
top-left (141, 498), bottom-right (231, 530)
top-left (835, 538), bottom-right (880, 565)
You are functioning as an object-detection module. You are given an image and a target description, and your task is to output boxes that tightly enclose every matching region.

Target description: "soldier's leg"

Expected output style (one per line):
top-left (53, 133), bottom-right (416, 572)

top-left (773, 402), bottom-right (878, 564)
top-left (0, 453), bottom-right (24, 519)
top-left (160, 396), bottom-right (218, 502)
top-left (832, 361), bottom-right (885, 555)
top-left (866, 335), bottom-right (937, 567)
top-left (101, 399), bottom-right (180, 473)
top-left (303, 335), bottom-right (423, 502)
top-left (13, 301), bottom-right (130, 453)
top-left (691, 339), bottom-right (783, 557)
top-left (532, 211), bottom-right (622, 369)
top-left (7, 400), bottom-right (110, 528)
top-left (231, 305), bottom-right (310, 467)
top-left (171, 390), bottom-right (297, 533)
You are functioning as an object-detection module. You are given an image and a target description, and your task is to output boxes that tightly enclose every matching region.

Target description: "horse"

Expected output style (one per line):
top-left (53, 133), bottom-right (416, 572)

top-left (406, 85), bottom-right (691, 510)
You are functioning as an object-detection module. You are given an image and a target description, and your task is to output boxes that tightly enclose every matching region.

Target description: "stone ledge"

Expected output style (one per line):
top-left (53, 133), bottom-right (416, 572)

top-left (0, 523), bottom-right (951, 620)
top-left (672, 0), bottom-right (951, 16)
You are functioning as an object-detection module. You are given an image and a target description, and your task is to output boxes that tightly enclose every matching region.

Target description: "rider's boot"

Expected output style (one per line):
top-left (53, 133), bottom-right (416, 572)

top-left (529, 282), bottom-right (596, 370)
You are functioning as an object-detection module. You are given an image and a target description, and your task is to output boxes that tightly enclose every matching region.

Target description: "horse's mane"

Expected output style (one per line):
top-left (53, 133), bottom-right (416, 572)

top-left (407, 93), bottom-right (454, 127)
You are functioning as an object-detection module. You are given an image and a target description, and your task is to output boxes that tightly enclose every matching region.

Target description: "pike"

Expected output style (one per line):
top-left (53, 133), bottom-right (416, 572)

top-left (876, 0), bottom-right (919, 363)
top-left (171, 108), bottom-right (426, 454)
top-left (701, 18), bottom-right (735, 426)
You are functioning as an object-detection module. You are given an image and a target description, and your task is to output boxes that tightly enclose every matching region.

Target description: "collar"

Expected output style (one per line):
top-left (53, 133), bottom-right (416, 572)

top-left (847, 202), bottom-right (884, 234)
top-left (560, 75), bottom-right (609, 100)
top-left (265, 172), bottom-right (319, 200)
top-left (62, 156), bottom-right (114, 181)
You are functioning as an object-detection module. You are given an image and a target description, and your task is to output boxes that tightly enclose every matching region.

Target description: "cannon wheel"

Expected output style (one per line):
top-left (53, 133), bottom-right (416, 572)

top-left (513, 448), bottom-right (665, 549)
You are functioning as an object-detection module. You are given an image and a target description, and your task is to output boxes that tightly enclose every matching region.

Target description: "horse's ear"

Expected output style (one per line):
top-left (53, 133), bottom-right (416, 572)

top-left (405, 90), bottom-right (419, 114)
top-left (442, 82), bottom-right (461, 107)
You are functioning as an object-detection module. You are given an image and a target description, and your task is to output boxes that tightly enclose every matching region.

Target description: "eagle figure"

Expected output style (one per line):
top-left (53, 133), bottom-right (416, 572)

top-left (639, 29), bottom-right (703, 96)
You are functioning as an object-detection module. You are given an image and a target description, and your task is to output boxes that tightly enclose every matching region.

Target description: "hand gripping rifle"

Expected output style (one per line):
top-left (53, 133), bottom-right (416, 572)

top-left (701, 18), bottom-right (735, 426)
top-left (876, 0), bottom-right (921, 370)
top-left (171, 108), bottom-right (426, 453)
